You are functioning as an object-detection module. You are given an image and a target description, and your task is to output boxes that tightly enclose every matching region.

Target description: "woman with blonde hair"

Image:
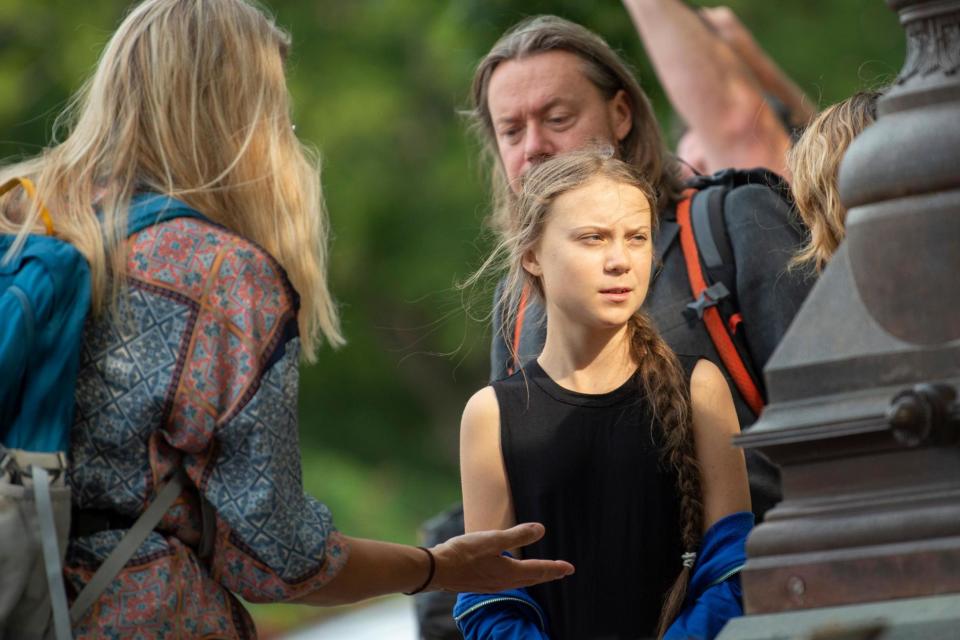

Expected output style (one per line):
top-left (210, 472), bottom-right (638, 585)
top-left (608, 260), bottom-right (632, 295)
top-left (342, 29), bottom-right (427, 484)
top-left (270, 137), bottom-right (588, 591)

top-left (0, 1), bottom-right (571, 637)
top-left (455, 149), bottom-right (753, 640)
top-left (789, 90), bottom-right (881, 273)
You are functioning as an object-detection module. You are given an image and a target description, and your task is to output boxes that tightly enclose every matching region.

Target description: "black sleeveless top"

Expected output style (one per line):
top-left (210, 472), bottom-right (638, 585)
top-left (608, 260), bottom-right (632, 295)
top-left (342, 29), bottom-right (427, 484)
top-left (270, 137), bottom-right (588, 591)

top-left (494, 356), bottom-right (699, 640)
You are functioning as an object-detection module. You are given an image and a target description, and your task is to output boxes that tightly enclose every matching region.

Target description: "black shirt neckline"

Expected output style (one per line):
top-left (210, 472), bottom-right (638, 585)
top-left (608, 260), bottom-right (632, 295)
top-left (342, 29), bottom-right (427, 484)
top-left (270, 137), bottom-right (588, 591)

top-left (525, 359), bottom-right (640, 408)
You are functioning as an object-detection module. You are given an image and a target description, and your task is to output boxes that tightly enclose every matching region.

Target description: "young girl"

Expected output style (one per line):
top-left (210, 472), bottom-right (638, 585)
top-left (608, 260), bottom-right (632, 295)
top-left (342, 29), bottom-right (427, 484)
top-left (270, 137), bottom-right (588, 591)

top-left (455, 150), bottom-right (753, 640)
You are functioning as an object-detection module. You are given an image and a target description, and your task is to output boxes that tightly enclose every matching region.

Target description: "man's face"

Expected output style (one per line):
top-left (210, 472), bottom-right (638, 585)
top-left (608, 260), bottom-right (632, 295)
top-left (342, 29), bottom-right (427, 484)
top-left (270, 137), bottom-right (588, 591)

top-left (486, 50), bottom-right (633, 192)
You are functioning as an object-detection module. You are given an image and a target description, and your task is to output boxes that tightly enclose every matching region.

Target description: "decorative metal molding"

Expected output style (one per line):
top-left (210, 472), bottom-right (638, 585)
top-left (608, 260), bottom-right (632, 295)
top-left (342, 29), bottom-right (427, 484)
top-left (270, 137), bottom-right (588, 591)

top-left (897, 9), bottom-right (960, 84)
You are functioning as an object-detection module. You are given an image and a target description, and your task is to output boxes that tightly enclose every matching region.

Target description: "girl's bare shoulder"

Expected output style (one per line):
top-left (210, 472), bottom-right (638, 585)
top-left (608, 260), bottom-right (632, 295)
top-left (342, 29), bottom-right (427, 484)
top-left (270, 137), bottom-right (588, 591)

top-left (689, 358), bottom-right (740, 435)
top-left (690, 358), bottom-right (727, 395)
top-left (461, 386), bottom-right (500, 429)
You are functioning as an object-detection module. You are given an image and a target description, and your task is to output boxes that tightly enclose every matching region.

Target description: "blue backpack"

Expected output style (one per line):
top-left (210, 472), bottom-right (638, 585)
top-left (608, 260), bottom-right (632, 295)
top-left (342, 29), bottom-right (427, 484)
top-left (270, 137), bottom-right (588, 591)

top-left (0, 180), bottom-right (209, 640)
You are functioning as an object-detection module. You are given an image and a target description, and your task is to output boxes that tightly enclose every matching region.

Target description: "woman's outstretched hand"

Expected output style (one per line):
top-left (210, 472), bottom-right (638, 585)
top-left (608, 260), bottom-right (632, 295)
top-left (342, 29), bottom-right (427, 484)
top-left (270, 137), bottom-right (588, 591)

top-left (429, 522), bottom-right (575, 593)
top-left (294, 523), bottom-right (573, 606)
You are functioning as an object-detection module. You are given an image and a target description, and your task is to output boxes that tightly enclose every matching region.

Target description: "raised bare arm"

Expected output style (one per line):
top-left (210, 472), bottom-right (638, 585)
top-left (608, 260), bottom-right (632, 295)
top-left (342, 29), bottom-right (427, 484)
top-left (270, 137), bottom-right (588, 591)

top-left (623, 0), bottom-right (792, 178)
top-left (701, 5), bottom-right (815, 127)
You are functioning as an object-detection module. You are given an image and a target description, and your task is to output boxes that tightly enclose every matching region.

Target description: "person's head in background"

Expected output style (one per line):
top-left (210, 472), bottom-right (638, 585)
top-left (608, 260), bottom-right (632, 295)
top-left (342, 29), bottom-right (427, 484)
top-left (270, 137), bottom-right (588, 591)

top-left (468, 15), bottom-right (683, 234)
top-left (0, 0), bottom-right (342, 358)
top-left (788, 90), bottom-right (881, 273)
top-left (675, 128), bottom-right (710, 180)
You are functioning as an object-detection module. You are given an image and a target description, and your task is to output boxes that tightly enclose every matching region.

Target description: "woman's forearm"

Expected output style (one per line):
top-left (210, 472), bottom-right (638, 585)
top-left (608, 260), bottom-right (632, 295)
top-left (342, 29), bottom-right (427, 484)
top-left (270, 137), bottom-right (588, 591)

top-left (294, 524), bottom-right (574, 606)
top-left (295, 536), bottom-right (428, 606)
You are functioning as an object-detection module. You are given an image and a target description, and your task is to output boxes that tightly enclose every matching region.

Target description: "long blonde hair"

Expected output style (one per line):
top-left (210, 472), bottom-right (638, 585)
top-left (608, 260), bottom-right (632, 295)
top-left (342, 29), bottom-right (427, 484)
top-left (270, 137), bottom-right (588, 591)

top-left (788, 91), bottom-right (880, 273)
top-left (0, 0), bottom-right (342, 359)
top-left (467, 15), bottom-right (684, 236)
top-left (465, 149), bottom-right (702, 638)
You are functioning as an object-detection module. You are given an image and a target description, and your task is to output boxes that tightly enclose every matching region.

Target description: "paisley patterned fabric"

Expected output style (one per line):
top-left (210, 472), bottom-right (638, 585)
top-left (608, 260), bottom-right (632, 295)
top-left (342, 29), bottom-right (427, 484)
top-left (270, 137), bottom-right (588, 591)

top-left (66, 217), bottom-right (347, 639)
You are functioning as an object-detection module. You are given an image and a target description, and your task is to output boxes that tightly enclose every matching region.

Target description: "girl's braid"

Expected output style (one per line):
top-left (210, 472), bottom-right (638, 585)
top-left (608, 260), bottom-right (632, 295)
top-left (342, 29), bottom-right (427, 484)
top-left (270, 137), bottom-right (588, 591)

top-left (629, 313), bottom-right (704, 638)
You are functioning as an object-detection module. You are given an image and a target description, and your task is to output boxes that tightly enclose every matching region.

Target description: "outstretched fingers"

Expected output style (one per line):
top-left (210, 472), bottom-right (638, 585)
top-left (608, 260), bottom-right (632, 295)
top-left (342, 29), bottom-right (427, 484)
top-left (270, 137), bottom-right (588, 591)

top-left (502, 555), bottom-right (576, 589)
top-left (482, 522), bottom-right (545, 552)
top-left (430, 522), bottom-right (574, 593)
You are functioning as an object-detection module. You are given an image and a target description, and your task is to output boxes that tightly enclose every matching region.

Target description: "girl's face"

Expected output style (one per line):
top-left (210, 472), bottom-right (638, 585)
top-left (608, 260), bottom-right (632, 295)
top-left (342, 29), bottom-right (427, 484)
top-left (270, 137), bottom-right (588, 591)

top-left (523, 176), bottom-right (653, 331)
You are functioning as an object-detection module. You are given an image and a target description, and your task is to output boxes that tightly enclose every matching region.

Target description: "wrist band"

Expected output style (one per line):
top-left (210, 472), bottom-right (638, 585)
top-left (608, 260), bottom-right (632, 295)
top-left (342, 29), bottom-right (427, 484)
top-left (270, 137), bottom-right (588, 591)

top-left (404, 546), bottom-right (436, 595)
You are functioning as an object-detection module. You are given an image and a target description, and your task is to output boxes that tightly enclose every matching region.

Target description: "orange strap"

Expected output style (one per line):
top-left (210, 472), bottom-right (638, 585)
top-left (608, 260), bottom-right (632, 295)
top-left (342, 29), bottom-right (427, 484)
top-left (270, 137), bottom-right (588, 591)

top-left (0, 177), bottom-right (55, 235)
top-left (507, 284), bottom-right (530, 376)
top-left (676, 192), bottom-right (764, 416)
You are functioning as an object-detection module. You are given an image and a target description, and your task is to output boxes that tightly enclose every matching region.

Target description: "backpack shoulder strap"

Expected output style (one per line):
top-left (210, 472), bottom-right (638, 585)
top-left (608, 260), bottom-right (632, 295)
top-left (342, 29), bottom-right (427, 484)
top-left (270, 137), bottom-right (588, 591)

top-left (127, 193), bottom-right (211, 237)
top-left (689, 185), bottom-right (733, 273)
top-left (69, 469), bottom-right (188, 626)
top-left (676, 192), bottom-right (765, 416)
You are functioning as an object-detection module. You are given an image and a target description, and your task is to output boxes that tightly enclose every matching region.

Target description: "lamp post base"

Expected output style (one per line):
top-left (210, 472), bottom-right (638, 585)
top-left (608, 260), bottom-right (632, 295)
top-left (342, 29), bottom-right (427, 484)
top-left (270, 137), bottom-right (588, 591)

top-left (718, 592), bottom-right (960, 640)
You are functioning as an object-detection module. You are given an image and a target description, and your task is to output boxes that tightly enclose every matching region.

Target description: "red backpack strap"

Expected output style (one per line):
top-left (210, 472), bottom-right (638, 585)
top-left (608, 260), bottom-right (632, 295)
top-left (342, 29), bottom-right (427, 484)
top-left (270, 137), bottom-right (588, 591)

top-left (506, 284), bottom-right (530, 376)
top-left (676, 192), bottom-right (765, 416)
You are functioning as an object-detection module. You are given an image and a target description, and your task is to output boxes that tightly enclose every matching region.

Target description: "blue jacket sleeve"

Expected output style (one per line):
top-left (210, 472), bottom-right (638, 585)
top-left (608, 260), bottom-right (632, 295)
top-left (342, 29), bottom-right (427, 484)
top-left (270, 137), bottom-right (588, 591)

top-left (454, 588), bottom-right (550, 640)
top-left (665, 511), bottom-right (754, 640)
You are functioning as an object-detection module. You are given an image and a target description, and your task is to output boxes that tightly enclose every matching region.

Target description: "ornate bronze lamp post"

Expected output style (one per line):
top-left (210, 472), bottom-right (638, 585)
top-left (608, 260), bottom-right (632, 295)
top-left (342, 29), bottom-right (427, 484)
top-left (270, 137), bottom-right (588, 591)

top-left (720, 0), bottom-right (960, 636)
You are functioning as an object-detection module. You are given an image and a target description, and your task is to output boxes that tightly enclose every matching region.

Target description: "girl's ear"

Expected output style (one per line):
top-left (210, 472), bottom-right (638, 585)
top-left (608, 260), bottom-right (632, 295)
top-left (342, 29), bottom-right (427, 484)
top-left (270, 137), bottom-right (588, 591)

top-left (522, 248), bottom-right (543, 277)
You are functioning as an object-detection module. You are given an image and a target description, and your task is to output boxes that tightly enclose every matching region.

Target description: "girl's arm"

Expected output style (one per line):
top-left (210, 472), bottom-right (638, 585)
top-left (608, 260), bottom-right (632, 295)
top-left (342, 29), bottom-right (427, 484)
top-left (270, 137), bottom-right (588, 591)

top-left (690, 360), bottom-right (752, 529)
top-left (456, 386), bottom-right (554, 639)
top-left (665, 360), bottom-right (752, 640)
top-left (460, 386), bottom-right (517, 537)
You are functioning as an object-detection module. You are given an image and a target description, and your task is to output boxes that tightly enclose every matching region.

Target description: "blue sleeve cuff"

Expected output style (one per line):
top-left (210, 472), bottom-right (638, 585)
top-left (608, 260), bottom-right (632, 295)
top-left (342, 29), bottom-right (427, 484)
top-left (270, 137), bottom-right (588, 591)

top-left (454, 588), bottom-right (549, 640)
top-left (664, 576), bottom-right (743, 640)
top-left (665, 510), bottom-right (754, 640)
top-left (688, 511), bottom-right (753, 596)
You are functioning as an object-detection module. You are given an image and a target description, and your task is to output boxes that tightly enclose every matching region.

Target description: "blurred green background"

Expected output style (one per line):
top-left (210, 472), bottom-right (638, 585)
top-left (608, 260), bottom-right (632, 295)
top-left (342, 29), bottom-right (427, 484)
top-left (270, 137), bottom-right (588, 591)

top-left (0, 0), bottom-right (904, 634)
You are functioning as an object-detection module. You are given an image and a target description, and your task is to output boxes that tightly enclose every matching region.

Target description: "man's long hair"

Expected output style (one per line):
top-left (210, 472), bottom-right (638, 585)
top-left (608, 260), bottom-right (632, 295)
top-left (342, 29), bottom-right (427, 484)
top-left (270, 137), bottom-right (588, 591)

top-left (467, 15), bottom-right (683, 234)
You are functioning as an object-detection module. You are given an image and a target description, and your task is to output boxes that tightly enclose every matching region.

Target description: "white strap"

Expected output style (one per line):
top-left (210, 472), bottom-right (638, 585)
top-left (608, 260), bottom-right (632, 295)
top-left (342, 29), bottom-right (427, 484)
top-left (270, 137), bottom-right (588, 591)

top-left (33, 466), bottom-right (73, 640)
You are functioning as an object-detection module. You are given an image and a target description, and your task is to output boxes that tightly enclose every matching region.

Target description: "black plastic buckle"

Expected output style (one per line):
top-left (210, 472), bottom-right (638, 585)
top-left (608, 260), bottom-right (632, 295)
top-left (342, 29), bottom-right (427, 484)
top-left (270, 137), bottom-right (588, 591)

top-left (683, 282), bottom-right (730, 324)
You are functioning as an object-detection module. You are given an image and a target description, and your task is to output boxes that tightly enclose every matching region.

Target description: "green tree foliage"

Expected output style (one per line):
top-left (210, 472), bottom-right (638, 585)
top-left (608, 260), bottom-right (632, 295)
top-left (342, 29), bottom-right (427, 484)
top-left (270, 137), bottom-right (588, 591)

top-left (0, 0), bottom-right (904, 632)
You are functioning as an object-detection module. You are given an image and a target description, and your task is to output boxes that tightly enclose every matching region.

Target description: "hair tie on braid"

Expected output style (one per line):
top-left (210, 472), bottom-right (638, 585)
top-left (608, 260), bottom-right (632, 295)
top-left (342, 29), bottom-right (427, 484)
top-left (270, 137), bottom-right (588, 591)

top-left (681, 551), bottom-right (697, 569)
